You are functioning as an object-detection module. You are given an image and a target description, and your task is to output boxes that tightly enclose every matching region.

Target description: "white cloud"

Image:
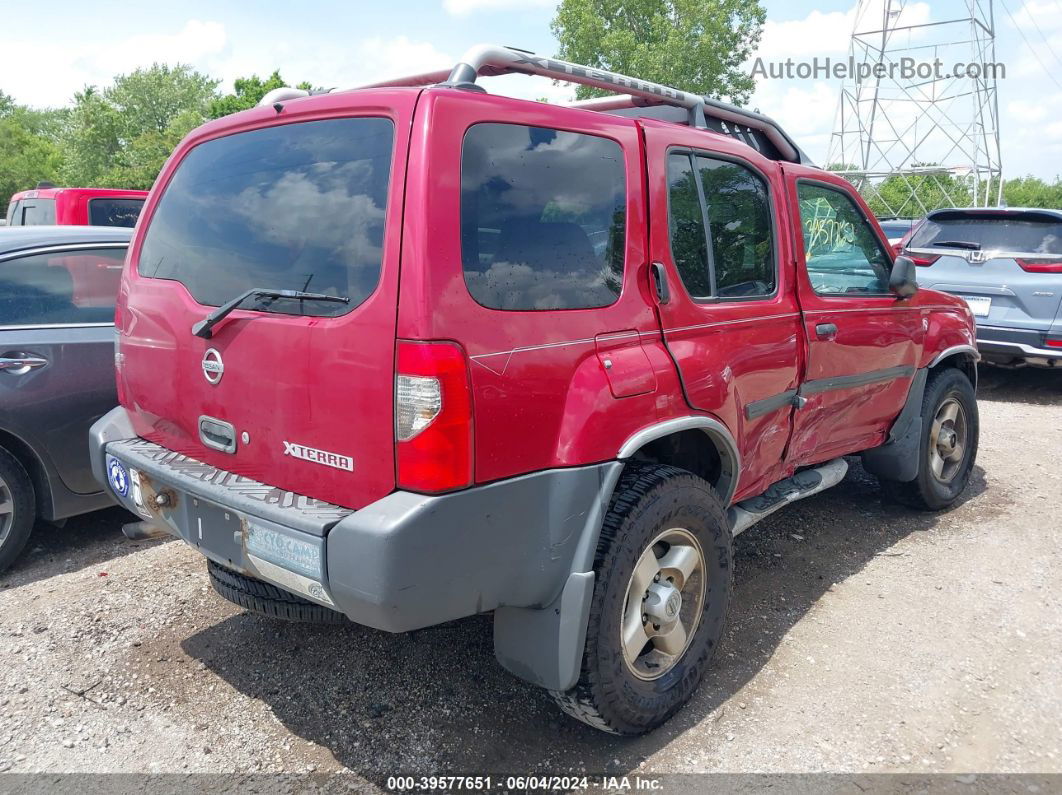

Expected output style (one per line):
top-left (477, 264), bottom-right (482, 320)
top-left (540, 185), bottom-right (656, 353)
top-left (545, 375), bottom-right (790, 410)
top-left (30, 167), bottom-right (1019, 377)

top-left (1011, 0), bottom-right (1062, 31)
top-left (1, 20), bottom-right (230, 107)
top-left (443, 0), bottom-right (554, 15)
top-left (349, 36), bottom-right (455, 86)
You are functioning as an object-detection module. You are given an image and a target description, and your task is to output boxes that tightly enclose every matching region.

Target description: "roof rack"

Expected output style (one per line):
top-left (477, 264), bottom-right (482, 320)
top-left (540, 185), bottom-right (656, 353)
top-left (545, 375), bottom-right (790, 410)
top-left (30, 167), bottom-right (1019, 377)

top-left (258, 44), bottom-right (810, 165)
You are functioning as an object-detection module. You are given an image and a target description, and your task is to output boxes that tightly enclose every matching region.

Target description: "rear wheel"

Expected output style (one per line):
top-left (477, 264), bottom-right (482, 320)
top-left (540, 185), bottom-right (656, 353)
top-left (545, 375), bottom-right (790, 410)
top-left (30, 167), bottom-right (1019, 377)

top-left (0, 446), bottom-right (35, 574)
top-left (551, 463), bottom-right (733, 735)
top-left (882, 367), bottom-right (978, 511)
top-left (207, 559), bottom-right (347, 624)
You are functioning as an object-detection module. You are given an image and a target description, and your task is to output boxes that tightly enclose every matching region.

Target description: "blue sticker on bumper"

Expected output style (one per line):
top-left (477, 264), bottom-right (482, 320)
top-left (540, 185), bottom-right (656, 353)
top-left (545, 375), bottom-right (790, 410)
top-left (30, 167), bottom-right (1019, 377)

top-left (107, 456), bottom-right (129, 498)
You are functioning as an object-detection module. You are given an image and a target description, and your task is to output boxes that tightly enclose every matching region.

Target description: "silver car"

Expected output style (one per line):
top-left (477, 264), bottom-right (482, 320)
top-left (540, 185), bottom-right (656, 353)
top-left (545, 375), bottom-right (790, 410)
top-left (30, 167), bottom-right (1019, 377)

top-left (0, 225), bottom-right (131, 571)
top-left (905, 208), bottom-right (1062, 367)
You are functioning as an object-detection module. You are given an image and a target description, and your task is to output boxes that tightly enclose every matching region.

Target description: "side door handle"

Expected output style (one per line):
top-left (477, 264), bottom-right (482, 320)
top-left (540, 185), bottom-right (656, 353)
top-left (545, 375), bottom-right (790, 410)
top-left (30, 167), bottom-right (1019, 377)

top-left (650, 262), bottom-right (670, 304)
top-left (815, 323), bottom-right (838, 340)
top-left (0, 355), bottom-right (49, 374)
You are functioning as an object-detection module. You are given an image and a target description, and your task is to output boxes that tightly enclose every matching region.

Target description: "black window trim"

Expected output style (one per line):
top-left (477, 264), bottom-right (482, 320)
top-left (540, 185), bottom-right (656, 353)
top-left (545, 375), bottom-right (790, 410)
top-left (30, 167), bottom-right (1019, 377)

top-left (795, 177), bottom-right (894, 299)
top-left (459, 119), bottom-right (631, 313)
top-left (0, 242), bottom-right (128, 330)
top-left (665, 146), bottom-right (780, 305)
top-left (87, 196), bottom-right (146, 227)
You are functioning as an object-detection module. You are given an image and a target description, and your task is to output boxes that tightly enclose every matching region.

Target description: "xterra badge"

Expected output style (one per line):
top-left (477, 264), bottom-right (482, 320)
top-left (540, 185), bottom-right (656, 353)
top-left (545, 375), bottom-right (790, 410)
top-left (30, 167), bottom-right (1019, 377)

top-left (283, 441), bottom-right (354, 472)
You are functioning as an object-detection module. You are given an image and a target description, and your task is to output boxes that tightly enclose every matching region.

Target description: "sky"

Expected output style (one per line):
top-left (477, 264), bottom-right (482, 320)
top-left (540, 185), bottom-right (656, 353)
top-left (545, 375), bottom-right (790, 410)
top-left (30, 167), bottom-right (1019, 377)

top-left (2, 0), bottom-right (1060, 180)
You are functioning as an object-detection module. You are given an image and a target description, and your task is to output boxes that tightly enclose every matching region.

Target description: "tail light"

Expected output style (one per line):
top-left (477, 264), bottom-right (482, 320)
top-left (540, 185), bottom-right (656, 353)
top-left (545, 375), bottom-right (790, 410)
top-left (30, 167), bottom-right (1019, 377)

top-left (1045, 338), bottom-right (1062, 349)
top-left (113, 329), bottom-right (128, 405)
top-left (1017, 258), bottom-right (1062, 273)
top-left (395, 340), bottom-right (473, 493)
top-left (908, 254), bottom-right (941, 267)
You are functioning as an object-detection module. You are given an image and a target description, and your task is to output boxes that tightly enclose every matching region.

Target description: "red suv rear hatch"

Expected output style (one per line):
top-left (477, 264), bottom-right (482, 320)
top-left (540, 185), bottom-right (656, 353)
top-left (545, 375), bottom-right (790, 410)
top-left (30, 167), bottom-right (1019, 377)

top-left (118, 92), bottom-right (415, 510)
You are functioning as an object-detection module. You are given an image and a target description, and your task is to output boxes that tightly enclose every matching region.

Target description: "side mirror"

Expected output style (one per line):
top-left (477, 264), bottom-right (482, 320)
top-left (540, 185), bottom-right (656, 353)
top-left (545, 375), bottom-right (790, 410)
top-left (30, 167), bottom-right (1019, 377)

top-left (889, 255), bottom-right (919, 299)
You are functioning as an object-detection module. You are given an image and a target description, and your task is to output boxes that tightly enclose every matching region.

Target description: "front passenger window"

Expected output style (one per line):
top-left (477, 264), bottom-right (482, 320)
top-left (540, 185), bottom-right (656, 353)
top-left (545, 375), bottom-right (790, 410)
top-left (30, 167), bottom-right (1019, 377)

top-left (797, 183), bottom-right (890, 295)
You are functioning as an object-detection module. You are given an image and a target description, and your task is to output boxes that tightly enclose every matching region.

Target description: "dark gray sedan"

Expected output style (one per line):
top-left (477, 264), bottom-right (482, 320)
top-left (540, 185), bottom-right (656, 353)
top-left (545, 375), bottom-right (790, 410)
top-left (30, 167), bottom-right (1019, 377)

top-left (0, 225), bottom-right (131, 571)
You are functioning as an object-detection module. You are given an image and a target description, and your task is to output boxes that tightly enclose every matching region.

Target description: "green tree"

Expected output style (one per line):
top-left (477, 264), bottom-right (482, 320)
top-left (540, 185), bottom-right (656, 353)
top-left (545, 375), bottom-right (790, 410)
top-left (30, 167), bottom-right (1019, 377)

top-left (59, 64), bottom-right (218, 189)
top-left (210, 71), bottom-right (313, 118)
top-left (0, 92), bottom-right (68, 215)
top-left (1000, 175), bottom-right (1062, 209)
top-left (551, 0), bottom-right (766, 103)
top-left (0, 118), bottom-right (63, 216)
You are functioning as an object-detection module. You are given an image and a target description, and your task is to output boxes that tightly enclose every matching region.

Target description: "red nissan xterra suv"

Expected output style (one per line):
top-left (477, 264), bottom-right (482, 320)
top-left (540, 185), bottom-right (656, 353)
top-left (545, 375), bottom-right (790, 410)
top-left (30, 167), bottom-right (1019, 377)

top-left (90, 45), bottom-right (980, 735)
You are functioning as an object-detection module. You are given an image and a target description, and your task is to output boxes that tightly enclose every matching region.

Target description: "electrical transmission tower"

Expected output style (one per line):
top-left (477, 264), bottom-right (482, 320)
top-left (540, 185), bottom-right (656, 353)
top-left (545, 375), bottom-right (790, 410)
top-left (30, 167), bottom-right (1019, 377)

top-left (827, 0), bottom-right (1003, 216)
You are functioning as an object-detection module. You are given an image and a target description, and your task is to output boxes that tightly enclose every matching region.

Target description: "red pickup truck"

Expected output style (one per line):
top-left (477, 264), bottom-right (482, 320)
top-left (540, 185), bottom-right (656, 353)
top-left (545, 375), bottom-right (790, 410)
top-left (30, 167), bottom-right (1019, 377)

top-left (5, 185), bottom-right (147, 228)
top-left (90, 45), bottom-right (979, 735)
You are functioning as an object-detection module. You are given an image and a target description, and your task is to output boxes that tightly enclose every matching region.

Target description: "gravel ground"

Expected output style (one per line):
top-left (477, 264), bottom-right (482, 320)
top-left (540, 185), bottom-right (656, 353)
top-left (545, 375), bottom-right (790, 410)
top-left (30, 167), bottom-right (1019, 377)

top-left (1, 365), bottom-right (1060, 785)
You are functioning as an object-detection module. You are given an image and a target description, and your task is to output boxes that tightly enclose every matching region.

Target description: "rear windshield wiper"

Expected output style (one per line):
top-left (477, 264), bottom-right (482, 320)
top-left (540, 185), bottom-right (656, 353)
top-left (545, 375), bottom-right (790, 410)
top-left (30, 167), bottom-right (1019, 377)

top-left (929, 240), bottom-right (982, 250)
top-left (192, 288), bottom-right (349, 339)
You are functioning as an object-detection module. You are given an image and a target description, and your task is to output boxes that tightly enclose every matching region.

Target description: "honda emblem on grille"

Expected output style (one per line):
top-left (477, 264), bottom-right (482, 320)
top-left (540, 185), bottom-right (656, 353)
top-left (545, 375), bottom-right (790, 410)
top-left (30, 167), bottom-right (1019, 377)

top-left (202, 348), bottom-right (224, 385)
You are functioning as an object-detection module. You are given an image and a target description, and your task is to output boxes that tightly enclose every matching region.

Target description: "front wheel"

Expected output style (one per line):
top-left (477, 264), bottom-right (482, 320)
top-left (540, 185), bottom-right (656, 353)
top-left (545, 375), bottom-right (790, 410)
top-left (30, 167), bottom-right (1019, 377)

top-left (551, 464), bottom-right (733, 735)
top-left (883, 367), bottom-right (979, 511)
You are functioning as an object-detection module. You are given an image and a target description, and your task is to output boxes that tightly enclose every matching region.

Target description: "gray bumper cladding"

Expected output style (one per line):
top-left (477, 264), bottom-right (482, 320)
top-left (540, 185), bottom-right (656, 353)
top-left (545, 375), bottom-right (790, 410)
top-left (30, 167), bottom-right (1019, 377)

top-left (89, 407), bottom-right (621, 692)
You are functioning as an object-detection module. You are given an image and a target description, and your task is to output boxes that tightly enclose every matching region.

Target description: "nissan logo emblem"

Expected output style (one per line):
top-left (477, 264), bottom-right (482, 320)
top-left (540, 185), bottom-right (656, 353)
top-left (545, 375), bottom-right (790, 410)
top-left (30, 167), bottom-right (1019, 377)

top-left (202, 348), bottom-right (224, 385)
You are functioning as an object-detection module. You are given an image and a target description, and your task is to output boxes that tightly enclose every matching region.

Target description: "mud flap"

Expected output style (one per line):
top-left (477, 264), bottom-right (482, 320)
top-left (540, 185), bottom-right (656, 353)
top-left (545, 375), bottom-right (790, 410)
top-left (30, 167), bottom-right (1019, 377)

top-left (861, 367), bottom-right (927, 483)
top-left (493, 571), bottom-right (595, 692)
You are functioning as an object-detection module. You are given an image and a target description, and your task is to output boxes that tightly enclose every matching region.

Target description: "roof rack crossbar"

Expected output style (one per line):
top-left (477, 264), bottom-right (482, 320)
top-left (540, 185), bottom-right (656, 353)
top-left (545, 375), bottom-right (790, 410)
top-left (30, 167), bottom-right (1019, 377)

top-left (438, 44), bottom-right (708, 128)
top-left (257, 44), bottom-right (808, 163)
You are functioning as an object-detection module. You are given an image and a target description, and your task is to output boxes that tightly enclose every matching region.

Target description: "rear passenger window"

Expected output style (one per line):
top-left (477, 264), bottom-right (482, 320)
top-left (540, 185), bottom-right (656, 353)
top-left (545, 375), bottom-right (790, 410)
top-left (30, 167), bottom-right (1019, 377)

top-left (0, 247), bottom-right (125, 326)
top-left (666, 152), bottom-right (775, 300)
top-left (461, 123), bottom-right (626, 311)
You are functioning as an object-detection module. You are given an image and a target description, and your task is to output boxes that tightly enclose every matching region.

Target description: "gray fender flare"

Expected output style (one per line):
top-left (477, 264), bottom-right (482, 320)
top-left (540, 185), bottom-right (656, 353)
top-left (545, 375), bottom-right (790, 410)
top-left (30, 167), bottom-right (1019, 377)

top-left (494, 416), bottom-right (739, 692)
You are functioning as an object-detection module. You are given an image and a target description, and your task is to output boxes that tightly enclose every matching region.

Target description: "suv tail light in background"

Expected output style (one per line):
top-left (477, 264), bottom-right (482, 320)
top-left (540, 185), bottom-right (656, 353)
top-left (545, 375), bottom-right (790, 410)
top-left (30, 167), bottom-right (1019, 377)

top-left (907, 253), bottom-right (941, 267)
top-left (1017, 258), bottom-right (1062, 273)
top-left (395, 340), bottom-right (473, 493)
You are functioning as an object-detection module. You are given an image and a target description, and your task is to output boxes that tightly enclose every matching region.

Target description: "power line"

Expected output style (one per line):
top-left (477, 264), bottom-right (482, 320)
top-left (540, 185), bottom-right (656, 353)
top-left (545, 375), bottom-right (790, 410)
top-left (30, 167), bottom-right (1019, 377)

top-left (999, 0), bottom-right (1062, 91)
top-left (1014, 0), bottom-right (1062, 71)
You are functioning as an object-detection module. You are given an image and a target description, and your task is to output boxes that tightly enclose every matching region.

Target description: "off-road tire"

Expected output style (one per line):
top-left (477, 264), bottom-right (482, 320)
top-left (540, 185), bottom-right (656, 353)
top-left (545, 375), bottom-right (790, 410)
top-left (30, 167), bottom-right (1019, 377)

top-left (0, 446), bottom-right (35, 574)
top-left (207, 559), bottom-right (347, 624)
top-left (551, 463), bottom-right (733, 735)
top-left (882, 367), bottom-right (978, 511)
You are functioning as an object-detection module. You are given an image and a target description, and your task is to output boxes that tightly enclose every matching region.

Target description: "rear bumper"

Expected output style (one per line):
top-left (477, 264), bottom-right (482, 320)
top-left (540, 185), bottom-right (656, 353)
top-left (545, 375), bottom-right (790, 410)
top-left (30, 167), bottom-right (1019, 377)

top-left (89, 406), bottom-right (617, 636)
top-left (976, 324), bottom-right (1062, 363)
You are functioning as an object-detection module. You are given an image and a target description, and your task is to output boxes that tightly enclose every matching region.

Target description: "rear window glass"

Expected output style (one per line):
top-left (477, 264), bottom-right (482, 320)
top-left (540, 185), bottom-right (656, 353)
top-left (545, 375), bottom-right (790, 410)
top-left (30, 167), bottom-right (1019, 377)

top-left (0, 247), bottom-right (125, 326)
top-left (138, 117), bottom-right (394, 317)
top-left (909, 213), bottom-right (1062, 255)
top-left (4, 201), bottom-right (18, 225)
top-left (461, 123), bottom-right (626, 311)
top-left (20, 199), bottom-right (56, 226)
top-left (89, 198), bottom-right (144, 228)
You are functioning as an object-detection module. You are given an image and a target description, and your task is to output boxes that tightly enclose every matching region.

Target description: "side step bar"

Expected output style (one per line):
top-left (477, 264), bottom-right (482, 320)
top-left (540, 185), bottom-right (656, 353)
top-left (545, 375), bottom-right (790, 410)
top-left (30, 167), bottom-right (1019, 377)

top-left (728, 458), bottom-right (848, 537)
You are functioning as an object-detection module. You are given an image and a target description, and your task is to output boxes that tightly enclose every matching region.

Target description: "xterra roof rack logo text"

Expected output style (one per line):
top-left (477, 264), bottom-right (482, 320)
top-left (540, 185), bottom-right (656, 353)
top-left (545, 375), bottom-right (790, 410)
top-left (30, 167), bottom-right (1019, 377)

top-left (282, 441), bottom-right (354, 472)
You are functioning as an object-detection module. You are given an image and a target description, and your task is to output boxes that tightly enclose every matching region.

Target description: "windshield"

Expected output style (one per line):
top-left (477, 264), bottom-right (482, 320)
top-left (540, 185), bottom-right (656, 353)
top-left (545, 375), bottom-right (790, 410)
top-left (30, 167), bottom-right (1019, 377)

top-left (909, 212), bottom-right (1062, 255)
top-left (137, 117), bottom-right (394, 317)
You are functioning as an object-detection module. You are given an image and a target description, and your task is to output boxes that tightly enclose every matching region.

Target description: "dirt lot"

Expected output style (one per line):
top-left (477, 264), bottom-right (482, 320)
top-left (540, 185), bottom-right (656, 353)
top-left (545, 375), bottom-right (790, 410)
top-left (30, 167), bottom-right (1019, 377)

top-left (1, 366), bottom-right (1059, 785)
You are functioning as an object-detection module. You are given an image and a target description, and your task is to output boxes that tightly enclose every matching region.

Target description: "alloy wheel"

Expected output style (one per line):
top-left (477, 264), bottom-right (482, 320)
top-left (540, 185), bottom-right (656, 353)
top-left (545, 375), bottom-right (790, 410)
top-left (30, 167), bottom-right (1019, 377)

top-left (620, 527), bottom-right (706, 680)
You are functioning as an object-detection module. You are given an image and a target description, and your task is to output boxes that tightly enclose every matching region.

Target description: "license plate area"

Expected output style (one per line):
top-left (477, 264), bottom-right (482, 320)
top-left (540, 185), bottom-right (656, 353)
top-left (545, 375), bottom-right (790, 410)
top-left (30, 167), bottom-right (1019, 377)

top-left (188, 496), bottom-right (245, 571)
top-left (963, 296), bottom-right (992, 317)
